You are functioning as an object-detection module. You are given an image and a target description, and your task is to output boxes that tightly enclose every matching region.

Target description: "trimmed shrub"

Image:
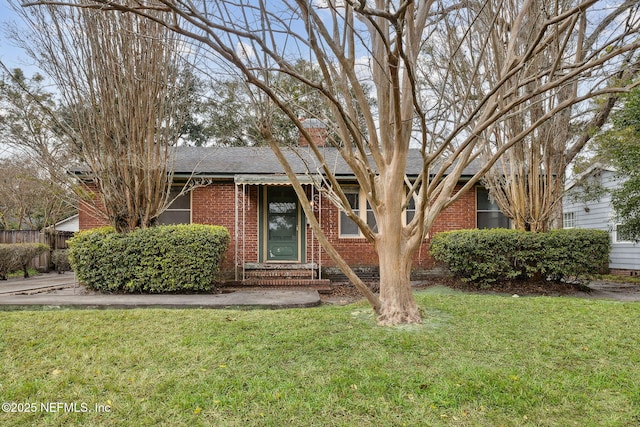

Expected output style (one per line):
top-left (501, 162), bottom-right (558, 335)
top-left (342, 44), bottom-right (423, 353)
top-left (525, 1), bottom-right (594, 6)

top-left (52, 249), bottom-right (71, 273)
top-left (0, 244), bottom-right (20, 280)
top-left (0, 243), bottom-right (49, 280)
top-left (430, 228), bottom-right (610, 285)
top-left (68, 225), bottom-right (230, 293)
top-left (541, 229), bottom-right (610, 281)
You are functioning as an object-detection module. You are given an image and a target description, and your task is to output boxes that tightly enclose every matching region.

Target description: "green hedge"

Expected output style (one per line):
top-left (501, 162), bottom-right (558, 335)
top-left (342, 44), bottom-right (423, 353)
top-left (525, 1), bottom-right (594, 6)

top-left (0, 243), bottom-right (49, 280)
top-left (68, 225), bottom-right (230, 293)
top-left (429, 228), bottom-right (610, 284)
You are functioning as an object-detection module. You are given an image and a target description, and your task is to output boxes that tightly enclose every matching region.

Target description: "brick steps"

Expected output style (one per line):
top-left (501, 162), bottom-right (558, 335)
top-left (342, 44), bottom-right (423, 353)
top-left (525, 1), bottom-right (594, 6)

top-left (241, 263), bottom-right (330, 291)
top-left (226, 284), bottom-right (333, 294)
top-left (242, 278), bottom-right (331, 287)
top-left (244, 269), bottom-right (317, 279)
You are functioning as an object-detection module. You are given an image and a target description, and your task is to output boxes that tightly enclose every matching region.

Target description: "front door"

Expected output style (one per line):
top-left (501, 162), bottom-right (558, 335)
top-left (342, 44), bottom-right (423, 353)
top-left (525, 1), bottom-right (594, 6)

top-left (266, 187), bottom-right (299, 261)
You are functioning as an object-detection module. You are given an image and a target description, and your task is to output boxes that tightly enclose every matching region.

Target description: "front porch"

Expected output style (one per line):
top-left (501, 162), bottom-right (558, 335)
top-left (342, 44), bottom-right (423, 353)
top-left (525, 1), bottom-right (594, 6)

top-left (234, 175), bottom-right (328, 289)
top-left (240, 263), bottom-right (331, 291)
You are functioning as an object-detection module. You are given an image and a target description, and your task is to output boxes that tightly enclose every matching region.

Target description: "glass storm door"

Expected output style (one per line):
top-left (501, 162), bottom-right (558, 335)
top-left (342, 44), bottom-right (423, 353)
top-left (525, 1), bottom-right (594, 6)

top-left (266, 187), bottom-right (299, 261)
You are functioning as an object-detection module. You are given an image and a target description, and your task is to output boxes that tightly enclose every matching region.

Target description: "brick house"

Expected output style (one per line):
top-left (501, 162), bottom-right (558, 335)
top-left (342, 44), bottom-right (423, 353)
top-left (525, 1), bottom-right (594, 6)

top-left (78, 122), bottom-right (508, 285)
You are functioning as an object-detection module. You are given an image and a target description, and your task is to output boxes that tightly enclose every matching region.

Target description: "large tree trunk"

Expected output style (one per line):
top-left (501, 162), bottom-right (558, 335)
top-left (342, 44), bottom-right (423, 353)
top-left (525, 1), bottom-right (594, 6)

top-left (377, 239), bottom-right (421, 325)
top-left (375, 179), bottom-right (422, 326)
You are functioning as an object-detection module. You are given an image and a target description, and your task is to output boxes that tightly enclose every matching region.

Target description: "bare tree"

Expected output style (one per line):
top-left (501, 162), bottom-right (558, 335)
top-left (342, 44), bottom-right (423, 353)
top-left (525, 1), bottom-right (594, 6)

top-left (11, 0), bottom-right (191, 233)
top-left (0, 156), bottom-right (74, 230)
top-left (446, 0), bottom-right (640, 232)
top-left (26, 0), bottom-right (640, 324)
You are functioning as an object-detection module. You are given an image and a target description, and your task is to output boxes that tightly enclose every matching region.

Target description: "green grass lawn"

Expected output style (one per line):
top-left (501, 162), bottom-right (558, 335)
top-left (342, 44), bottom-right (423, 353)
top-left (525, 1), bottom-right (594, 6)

top-left (1, 289), bottom-right (639, 426)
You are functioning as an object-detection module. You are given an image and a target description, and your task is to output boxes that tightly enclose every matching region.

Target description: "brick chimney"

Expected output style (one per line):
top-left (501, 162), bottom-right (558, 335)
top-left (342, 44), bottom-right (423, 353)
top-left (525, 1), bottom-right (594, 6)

top-left (299, 118), bottom-right (327, 147)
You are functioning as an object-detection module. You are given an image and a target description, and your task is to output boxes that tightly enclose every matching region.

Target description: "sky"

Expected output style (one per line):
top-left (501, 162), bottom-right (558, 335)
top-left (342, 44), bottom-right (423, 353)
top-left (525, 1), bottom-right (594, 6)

top-left (0, 1), bottom-right (41, 76)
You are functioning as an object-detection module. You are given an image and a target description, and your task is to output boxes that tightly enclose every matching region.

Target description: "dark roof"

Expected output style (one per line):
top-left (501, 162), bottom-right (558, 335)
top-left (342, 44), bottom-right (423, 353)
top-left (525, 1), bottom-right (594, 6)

top-left (172, 146), bottom-right (482, 179)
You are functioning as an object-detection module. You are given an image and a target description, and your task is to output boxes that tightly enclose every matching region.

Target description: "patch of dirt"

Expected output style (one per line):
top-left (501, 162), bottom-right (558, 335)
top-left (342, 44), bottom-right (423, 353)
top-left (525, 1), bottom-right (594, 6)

top-left (432, 276), bottom-right (594, 297)
top-left (320, 276), bottom-right (640, 304)
top-left (35, 277), bottom-right (640, 303)
top-left (320, 282), bottom-right (368, 304)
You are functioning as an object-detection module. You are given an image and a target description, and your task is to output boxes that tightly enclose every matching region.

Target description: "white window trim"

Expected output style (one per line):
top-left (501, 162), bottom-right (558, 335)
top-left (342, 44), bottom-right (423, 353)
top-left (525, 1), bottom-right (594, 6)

top-left (563, 212), bottom-right (576, 229)
top-left (338, 187), bottom-right (414, 238)
top-left (338, 187), bottom-right (364, 238)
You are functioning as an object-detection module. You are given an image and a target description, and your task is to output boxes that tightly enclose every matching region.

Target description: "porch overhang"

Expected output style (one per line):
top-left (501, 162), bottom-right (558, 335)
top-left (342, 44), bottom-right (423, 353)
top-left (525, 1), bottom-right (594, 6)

top-left (233, 174), bottom-right (323, 282)
top-left (234, 174), bottom-right (319, 186)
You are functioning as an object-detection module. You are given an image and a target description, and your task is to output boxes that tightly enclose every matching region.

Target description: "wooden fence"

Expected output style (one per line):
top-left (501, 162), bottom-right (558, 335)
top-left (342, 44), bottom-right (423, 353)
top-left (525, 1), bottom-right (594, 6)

top-left (0, 230), bottom-right (75, 272)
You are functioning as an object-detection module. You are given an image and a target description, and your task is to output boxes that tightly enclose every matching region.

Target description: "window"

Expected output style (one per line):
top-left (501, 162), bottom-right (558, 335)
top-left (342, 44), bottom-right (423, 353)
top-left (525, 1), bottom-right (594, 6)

top-left (365, 200), bottom-right (378, 232)
top-left (614, 223), bottom-right (636, 243)
top-left (476, 187), bottom-right (509, 229)
top-left (406, 197), bottom-right (416, 224)
top-left (563, 212), bottom-right (576, 229)
top-left (339, 188), bottom-right (360, 236)
top-left (157, 187), bottom-right (191, 225)
top-left (338, 187), bottom-right (414, 237)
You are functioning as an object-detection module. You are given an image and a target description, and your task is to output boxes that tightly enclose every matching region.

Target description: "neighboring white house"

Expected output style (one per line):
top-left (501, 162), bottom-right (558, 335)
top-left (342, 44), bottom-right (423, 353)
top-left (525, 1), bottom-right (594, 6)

top-left (51, 214), bottom-right (79, 233)
top-left (563, 164), bottom-right (639, 276)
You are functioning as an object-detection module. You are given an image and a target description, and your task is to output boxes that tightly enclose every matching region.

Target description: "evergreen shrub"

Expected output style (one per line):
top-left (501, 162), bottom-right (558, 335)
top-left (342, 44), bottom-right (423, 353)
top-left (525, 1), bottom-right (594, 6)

top-left (429, 228), bottom-right (609, 284)
top-left (68, 225), bottom-right (230, 293)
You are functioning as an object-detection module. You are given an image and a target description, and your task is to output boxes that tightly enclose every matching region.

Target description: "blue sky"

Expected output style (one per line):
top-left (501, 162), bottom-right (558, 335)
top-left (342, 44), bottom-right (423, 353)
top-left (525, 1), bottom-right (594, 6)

top-left (0, 1), bottom-right (42, 75)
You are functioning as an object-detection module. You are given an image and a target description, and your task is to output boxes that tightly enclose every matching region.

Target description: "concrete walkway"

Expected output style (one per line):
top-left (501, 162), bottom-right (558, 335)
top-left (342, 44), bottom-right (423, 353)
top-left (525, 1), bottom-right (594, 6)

top-left (582, 280), bottom-right (640, 302)
top-left (0, 273), bottom-right (321, 309)
top-left (0, 272), bottom-right (79, 295)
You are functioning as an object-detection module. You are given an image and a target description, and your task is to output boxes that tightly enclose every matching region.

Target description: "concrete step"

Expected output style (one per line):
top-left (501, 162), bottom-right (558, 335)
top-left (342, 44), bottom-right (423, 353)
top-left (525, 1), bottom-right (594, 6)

top-left (244, 262), bottom-right (318, 270)
top-left (227, 284), bottom-right (333, 294)
top-left (242, 278), bottom-right (331, 288)
top-left (244, 269), bottom-right (317, 279)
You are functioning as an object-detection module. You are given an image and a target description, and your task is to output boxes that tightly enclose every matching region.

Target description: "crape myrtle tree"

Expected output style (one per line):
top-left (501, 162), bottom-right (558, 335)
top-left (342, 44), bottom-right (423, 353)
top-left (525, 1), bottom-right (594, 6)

top-left (29, 0), bottom-right (640, 324)
top-left (11, 0), bottom-right (192, 233)
top-left (462, 0), bottom-right (640, 232)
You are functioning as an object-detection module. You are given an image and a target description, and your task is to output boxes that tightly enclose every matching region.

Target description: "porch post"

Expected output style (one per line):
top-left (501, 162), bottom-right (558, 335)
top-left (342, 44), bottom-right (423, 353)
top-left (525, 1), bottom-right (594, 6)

top-left (318, 186), bottom-right (322, 280)
top-left (242, 183), bottom-right (246, 282)
top-left (234, 182), bottom-right (239, 281)
top-left (310, 184), bottom-right (315, 277)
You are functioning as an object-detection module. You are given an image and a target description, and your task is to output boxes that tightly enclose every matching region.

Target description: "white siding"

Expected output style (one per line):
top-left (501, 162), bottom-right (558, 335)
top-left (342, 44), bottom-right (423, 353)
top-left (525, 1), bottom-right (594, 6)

top-left (53, 214), bottom-right (79, 232)
top-left (563, 169), bottom-right (640, 270)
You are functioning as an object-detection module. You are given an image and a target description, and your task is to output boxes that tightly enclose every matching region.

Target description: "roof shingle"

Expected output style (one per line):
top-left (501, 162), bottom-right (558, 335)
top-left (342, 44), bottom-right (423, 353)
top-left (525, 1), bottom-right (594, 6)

top-left (171, 146), bottom-right (481, 178)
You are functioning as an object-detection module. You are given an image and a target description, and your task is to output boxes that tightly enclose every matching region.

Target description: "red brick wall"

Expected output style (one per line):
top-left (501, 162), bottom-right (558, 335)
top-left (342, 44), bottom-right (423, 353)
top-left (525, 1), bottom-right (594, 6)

top-left (78, 181), bottom-right (479, 277)
top-left (78, 184), bottom-right (110, 230)
top-left (299, 126), bottom-right (327, 147)
top-left (610, 269), bottom-right (640, 277)
top-left (192, 183), bottom-right (259, 278)
top-left (314, 185), bottom-right (476, 270)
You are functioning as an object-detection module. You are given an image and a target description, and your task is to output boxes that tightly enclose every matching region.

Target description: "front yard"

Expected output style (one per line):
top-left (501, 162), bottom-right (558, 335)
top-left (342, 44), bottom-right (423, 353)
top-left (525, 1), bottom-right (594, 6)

top-left (1, 289), bottom-right (639, 426)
